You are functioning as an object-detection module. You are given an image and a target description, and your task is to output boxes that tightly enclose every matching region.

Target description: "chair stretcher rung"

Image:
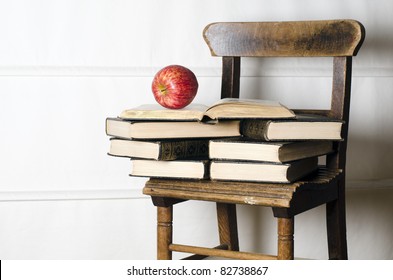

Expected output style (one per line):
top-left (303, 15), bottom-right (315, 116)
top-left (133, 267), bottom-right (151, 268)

top-left (169, 243), bottom-right (277, 260)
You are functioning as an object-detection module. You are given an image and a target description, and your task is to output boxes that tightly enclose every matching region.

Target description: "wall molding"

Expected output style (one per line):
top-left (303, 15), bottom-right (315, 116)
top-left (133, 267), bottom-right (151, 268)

top-left (0, 189), bottom-right (147, 202)
top-left (0, 179), bottom-right (392, 202)
top-left (0, 65), bottom-right (392, 78)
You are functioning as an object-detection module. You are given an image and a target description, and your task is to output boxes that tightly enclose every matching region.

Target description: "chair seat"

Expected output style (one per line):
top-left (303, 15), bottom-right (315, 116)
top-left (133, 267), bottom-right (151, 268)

top-left (143, 167), bottom-right (342, 215)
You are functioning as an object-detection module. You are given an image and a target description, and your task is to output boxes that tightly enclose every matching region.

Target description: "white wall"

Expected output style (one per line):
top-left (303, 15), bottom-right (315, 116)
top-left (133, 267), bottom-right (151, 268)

top-left (0, 0), bottom-right (392, 259)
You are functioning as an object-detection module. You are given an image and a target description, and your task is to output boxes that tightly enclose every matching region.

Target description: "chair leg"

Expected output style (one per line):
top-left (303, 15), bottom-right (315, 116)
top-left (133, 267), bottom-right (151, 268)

top-left (216, 203), bottom-right (239, 251)
top-left (326, 179), bottom-right (348, 259)
top-left (277, 217), bottom-right (294, 260)
top-left (157, 206), bottom-right (173, 260)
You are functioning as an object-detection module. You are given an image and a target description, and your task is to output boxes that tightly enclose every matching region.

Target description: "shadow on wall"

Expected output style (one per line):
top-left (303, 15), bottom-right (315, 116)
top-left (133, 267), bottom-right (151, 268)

top-left (347, 137), bottom-right (393, 180)
top-left (356, 28), bottom-right (393, 69)
top-left (346, 187), bottom-right (393, 260)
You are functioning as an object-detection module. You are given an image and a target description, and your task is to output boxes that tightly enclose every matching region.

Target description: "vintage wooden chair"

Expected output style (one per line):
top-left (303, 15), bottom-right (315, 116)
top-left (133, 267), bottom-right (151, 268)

top-left (143, 20), bottom-right (365, 260)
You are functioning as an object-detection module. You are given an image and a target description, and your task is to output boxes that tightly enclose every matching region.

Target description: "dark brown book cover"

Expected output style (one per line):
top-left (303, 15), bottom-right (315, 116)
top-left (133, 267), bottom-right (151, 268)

top-left (108, 138), bottom-right (209, 160)
top-left (241, 114), bottom-right (344, 141)
top-left (159, 139), bottom-right (209, 160)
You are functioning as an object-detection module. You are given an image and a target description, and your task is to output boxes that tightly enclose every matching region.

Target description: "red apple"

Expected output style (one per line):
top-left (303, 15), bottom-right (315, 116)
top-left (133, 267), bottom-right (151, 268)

top-left (152, 65), bottom-right (198, 109)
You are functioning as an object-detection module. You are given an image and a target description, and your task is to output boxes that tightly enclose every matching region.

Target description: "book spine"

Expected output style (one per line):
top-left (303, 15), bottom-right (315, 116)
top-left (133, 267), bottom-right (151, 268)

top-left (240, 120), bottom-right (270, 140)
top-left (203, 160), bottom-right (211, 180)
top-left (159, 140), bottom-right (209, 160)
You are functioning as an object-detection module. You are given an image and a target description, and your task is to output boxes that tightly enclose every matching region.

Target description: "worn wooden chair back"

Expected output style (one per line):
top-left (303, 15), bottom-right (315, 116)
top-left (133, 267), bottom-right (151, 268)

top-left (143, 20), bottom-right (365, 260)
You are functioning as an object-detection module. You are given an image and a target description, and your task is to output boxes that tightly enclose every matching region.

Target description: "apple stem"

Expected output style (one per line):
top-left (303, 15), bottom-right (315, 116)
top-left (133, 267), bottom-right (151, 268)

top-left (158, 84), bottom-right (167, 95)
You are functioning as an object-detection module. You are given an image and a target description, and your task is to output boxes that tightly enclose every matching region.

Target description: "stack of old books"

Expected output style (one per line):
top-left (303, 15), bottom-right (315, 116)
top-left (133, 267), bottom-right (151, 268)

top-left (106, 98), bottom-right (342, 183)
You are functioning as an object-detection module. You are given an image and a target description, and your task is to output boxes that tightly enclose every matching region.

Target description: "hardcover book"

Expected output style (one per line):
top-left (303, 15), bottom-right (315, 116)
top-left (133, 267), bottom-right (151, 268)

top-left (108, 138), bottom-right (209, 160)
top-left (105, 118), bottom-right (241, 139)
top-left (209, 137), bottom-right (334, 163)
top-left (210, 157), bottom-right (318, 183)
top-left (130, 159), bottom-right (210, 180)
top-left (119, 98), bottom-right (296, 121)
top-left (241, 114), bottom-right (343, 141)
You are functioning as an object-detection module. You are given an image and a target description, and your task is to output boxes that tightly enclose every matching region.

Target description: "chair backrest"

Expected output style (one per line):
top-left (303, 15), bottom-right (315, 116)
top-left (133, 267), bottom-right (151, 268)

top-left (203, 20), bottom-right (365, 170)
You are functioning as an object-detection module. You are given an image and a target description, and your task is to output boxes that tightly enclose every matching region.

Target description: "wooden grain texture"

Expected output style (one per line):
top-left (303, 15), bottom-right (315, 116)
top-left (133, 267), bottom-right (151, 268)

top-left (221, 57), bottom-right (240, 98)
top-left (204, 20), bottom-right (365, 57)
top-left (326, 176), bottom-right (348, 259)
top-left (169, 244), bottom-right (277, 260)
top-left (216, 203), bottom-right (239, 251)
top-left (181, 244), bottom-right (228, 260)
top-left (157, 206), bottom-right (173, 260)
top-left (327, 56), bottom-right (352, 170)
top-left (325, 56), bottom-right (352, 259)
top-left (277, 218), bottom-right (294, 260)
top-left (143, 168), bottom-right (342, 208)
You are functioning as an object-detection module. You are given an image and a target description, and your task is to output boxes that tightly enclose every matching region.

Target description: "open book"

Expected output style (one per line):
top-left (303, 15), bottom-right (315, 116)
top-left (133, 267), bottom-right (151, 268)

top-left (119, 98), bottom-right (295, 121)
